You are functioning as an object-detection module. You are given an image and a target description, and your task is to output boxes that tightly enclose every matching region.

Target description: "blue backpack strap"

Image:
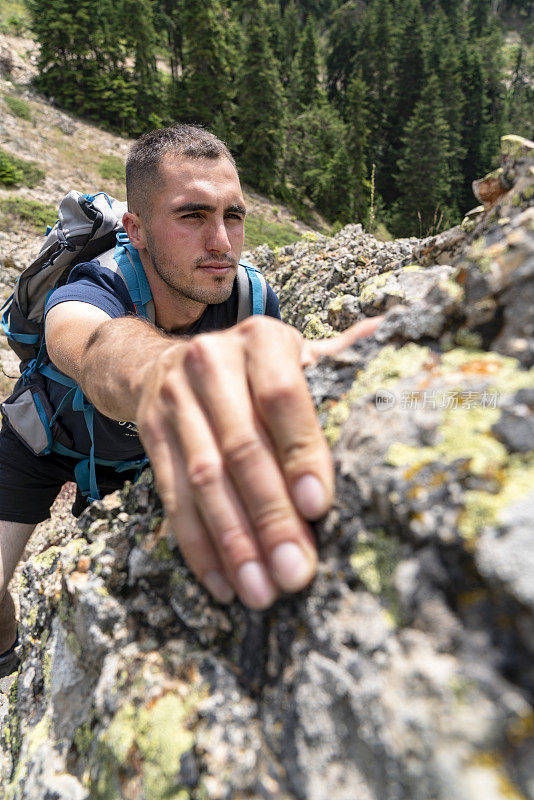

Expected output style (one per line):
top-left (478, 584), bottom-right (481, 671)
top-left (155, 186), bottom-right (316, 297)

top-left (71, 386), bottom-right (100, 501)
top-left (236, 260), bottom-right (266, 322)
top-left (114, 232), bottom-right (153, 320)
top-left (1, 293), bottom-right (39, 346)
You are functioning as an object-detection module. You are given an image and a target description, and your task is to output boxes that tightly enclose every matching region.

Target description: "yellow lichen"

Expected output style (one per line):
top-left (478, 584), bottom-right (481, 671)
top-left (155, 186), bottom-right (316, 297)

top-left (97, 692), bottom-right (198, 800)
top-left (324, 343), bottom-right (430, 444)
top-left (387, 404), bottom-right (504, 475)
top-left (461, 454), bottom-right (534, 540)
top-left (33, 546), bottom-right (62, 571)
top-left (507, 711), bottom-right (534, 746)
top-left (350, 529), bottom-right (403, 623)
top-left (468, 752), bottom-right (529, 800)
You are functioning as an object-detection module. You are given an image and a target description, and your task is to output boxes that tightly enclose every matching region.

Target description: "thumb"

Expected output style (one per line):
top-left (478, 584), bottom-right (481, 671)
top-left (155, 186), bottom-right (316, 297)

top-left (301, 315), bottom-right (384, 367)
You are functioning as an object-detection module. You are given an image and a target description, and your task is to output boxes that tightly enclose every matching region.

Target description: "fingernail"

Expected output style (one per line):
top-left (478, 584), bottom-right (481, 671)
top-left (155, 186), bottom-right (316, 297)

top-left (292, 474), bottom-right (327, 519)
top-left (271, 542), bottom-right (315, 592)
top-left (204, 571), bottom-right (235, 604)
top-left (237, 561), bottom-right (277, 609)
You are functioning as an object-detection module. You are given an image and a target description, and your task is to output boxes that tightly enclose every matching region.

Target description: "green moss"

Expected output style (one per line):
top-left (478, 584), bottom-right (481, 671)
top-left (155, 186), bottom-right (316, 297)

top-left (94, 692), bottom-right (197, 800)
top-left (449, 675), bottom-right (477, 705)
top-left (323, 344), bottom-right (430, 444)
top-left (522, 184), bottom-right (534, 201)
top-left (350, 529), bottom-right (404, 625)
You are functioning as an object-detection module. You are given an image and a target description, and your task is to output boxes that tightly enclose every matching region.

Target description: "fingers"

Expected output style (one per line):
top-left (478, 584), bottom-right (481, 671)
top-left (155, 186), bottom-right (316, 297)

top-left (138, 399), bottom-right (235, 604)
top-left (301, 315), bottom-right (384, 366)
top-left (183, 332), bottom-right (317, 599)
top-left (240, 322), bottom-right (334, 519)
top-left (139, 358), bottom-right (280, 609)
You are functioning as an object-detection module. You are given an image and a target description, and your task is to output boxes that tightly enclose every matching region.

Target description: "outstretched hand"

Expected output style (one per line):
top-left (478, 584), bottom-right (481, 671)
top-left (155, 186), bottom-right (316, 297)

top-left (137, 314), bottom-right (382, 609)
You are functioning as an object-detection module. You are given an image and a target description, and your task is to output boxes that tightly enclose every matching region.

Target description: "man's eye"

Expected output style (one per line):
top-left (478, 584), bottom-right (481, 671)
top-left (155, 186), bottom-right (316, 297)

top-left (226, 213), bottom-right (244, 221)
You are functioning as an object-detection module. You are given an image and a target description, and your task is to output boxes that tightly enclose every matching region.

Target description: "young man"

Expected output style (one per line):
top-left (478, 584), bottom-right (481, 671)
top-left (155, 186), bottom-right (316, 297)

top-left (0, 124), bottom-right (379, 675)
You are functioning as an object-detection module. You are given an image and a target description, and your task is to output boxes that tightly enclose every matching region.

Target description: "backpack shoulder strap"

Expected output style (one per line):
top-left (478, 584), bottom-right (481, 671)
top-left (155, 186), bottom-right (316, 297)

top-left (98, 234), bottom-right (156, 324)
top-left (236, 260), bottom-right (267, 323)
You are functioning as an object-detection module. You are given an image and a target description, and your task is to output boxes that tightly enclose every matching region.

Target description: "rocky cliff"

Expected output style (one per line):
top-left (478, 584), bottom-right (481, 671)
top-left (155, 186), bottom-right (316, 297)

top-left (1, 136), bottom-right (534, 800)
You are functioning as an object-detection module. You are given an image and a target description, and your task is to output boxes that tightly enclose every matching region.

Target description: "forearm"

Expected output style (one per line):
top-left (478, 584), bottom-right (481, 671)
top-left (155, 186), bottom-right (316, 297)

top-left (79, 316), bottom-right (181, 422)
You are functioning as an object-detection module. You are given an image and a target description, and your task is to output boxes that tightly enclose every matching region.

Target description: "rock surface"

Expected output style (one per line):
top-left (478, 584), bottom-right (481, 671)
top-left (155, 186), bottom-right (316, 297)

top-left (1, 130), bottom-right (534, 800)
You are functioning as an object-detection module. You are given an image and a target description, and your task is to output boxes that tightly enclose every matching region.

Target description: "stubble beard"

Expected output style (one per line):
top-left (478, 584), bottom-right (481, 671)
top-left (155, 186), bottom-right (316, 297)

top-left (146, 232), bottom-right (236, 306)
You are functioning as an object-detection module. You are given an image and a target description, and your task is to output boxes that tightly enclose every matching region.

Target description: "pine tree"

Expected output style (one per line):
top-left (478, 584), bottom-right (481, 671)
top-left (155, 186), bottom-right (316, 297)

top-left (391, 0), bottom-right (428, 137)
top-left (459, 44), bottom-right (487, 212)
top-left (392, 73), bottom-right (452, 237)
top-left (345, 70), bottom-right (370, 223)
top-left (121, 0), bottom-right (163, 131)
top-left (478, 18), bottom-right (507, 170)
top-left (284, 104), bottom-right (353, 221)
top-left (280, 0), bottom-right (301, 81)
top-left (154, 0), bottom-right (185, 82)
top-left (428, 7), bottom-right (464, 220)
top-left (326, 1), bottom-right (363, 105)
top-left (294, 17), bottom-right (321, 109)
top-left (178, 0), bottom-right (233, 137)
top-left (469, 0), bottom-right (491, 36)
top-left (354, 0), bottom-right (394, 182)
top-left (235, 0), bottom-right (285, 194)
top-left (508, 44), bottom-right (534, 139)
top-left (380, 0), bottom-right (429, 205)
top-left (28, 0), bottom-right (138, 131)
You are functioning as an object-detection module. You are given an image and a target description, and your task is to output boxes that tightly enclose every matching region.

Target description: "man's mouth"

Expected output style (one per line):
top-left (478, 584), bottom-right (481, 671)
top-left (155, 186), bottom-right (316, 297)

top-left (196, 261), bottom-right (235, 274)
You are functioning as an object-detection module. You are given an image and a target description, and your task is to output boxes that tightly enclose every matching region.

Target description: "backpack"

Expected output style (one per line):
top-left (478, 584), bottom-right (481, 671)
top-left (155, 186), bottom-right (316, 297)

top-left (0, 190), bottom-right (267, 502)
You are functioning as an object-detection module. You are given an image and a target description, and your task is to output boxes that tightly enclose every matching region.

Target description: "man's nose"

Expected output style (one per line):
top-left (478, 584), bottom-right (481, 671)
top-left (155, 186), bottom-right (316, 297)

top-left (206, 219), bottom-right (232, 253)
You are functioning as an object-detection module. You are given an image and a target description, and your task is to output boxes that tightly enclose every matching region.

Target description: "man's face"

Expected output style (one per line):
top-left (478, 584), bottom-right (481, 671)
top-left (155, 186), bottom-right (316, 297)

top-left (142, 154), bottom-right (246, 309)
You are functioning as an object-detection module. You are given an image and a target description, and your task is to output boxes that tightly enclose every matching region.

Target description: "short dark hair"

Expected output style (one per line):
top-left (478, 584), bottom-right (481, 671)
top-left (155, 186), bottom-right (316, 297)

top-left (126, 123), bottom-right (237, 219)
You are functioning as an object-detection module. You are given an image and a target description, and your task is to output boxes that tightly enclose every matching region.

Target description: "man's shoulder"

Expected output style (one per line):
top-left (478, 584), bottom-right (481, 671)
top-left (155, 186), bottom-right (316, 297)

top-left (45, 258), bottom-right (135, 319)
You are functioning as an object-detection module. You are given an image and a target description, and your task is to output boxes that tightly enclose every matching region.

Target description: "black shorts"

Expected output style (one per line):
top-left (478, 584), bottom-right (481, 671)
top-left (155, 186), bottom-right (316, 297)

top-left (0, 422), bottom-right (140, 524)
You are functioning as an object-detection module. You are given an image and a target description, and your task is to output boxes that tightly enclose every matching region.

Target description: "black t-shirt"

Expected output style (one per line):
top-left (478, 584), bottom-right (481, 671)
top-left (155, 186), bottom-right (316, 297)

top-left (41, 259), bottom-right (281, 460)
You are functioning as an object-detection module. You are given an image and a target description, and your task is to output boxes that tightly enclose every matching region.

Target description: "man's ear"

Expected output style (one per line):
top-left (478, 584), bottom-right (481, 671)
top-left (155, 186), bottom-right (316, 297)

top-left (122, 211), bottom-right (147, 249)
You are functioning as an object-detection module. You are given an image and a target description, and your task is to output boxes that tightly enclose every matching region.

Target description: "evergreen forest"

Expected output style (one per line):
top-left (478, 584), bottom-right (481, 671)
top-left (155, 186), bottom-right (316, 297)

top-left (19, 0), bottom-right (534, 236)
